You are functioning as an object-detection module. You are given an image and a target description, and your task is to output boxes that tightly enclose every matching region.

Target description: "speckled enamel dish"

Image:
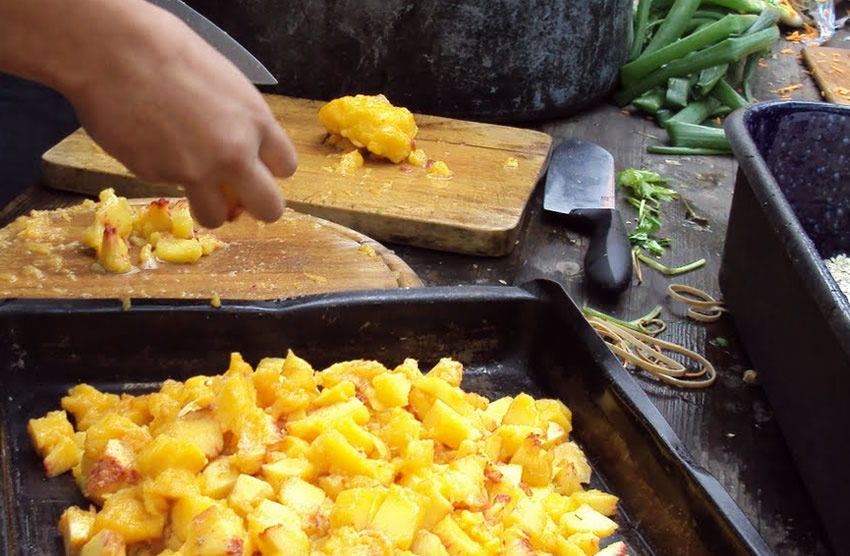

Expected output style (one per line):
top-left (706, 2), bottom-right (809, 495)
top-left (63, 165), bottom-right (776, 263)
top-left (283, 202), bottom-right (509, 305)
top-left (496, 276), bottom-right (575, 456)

top-left (721, 100), bottom-right (850, 555)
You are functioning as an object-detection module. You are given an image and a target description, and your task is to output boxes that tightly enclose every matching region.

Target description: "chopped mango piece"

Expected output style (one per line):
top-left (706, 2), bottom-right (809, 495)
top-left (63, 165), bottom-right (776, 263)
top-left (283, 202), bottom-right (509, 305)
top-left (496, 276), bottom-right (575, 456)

top-left (319, 94), bottom-right (418, 163)
top-left (30, 352), bottom-right (623, 555)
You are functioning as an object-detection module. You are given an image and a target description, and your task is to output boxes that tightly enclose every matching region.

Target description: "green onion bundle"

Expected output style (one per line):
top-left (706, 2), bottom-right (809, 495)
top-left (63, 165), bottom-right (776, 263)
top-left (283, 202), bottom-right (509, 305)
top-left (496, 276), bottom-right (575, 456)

top-left (617, 0), bottom-right (784, 155)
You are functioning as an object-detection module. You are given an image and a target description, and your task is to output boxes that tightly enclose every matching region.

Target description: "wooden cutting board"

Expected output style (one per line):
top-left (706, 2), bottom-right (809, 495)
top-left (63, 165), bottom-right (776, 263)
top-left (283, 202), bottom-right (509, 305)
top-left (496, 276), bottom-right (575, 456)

top-left (41, 95), bottom-right (552, 257)
top-left (0, 200), bottom-right (420, 301)
top-left (803, 46), bottom-right (850, 105)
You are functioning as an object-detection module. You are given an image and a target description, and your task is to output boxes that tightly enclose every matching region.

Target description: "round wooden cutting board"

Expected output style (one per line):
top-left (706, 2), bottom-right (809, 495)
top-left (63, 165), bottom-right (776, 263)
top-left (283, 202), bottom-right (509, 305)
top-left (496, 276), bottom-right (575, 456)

top-left (0, 201), bottom-right (421, 301)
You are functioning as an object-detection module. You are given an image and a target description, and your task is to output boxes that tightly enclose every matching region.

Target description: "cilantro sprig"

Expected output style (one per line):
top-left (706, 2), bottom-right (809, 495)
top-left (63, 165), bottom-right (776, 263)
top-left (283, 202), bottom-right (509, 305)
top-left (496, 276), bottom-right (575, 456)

top-left (616, 168), bottom-right (705, 277)
top-left (627, 200), bottom-right (671, 256)
top-left (616, 169), bottom-right (679, 206)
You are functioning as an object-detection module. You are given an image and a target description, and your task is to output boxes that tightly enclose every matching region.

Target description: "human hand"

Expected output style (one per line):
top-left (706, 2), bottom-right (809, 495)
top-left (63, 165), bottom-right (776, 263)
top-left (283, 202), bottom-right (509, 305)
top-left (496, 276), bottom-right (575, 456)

top-left (64, 2), bottom-right (297, 228)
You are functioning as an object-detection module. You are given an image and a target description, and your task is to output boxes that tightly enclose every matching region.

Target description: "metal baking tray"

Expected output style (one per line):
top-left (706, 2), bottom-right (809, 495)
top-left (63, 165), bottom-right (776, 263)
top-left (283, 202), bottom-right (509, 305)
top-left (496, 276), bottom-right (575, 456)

top-left (0, 280), bottom-right (771, 555)
top-left (722, 101), bottom-right (850, 555)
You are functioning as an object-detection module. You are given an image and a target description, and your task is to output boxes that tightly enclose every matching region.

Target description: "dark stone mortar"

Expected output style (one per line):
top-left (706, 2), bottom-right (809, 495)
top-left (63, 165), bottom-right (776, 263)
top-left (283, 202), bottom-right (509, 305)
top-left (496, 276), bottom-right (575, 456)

top-left (188, 0), bottom-right (633, 123)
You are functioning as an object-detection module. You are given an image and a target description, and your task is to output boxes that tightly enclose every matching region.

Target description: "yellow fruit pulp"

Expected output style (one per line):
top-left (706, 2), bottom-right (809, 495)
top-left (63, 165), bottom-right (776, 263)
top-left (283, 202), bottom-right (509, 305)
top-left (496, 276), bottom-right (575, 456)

top-left (31, 352), bottom-right (623, 556)
top-left (319, 94), bottom-right (418, 164)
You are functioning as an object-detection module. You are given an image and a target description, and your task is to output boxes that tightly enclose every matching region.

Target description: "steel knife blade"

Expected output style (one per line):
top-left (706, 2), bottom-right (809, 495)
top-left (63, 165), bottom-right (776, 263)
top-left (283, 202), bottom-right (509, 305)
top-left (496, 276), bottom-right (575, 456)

top-left (146, 0), bottom-right (278, 86)
top-left (543, 138), bottom-right (633, 296)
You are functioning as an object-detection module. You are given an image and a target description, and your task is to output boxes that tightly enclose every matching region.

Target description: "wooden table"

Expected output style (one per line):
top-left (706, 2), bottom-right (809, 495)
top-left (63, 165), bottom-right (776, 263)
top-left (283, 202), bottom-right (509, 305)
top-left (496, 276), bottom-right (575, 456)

top-left (2, 32), bottom-right (846, 556)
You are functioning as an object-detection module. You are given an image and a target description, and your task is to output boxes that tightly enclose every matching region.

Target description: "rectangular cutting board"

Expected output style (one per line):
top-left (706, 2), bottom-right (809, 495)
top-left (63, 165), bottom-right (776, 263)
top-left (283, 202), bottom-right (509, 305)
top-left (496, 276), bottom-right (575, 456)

top-left (803, 46), bottom-right (850, 105)
top-left (41, 95), bottom-right (553, 256)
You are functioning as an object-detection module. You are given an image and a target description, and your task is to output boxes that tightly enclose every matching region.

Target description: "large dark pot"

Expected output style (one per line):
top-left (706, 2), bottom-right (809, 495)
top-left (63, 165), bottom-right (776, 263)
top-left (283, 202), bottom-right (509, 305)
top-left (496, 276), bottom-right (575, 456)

top-left (191, 0), bottom-right (633, 123)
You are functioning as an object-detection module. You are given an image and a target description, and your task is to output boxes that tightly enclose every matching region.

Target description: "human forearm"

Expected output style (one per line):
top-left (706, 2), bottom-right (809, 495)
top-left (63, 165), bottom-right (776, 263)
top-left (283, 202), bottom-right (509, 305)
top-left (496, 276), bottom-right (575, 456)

top-left (0, 0), bottom-right (296, 228)
top-left (0, 0), bottom-right (172, 97)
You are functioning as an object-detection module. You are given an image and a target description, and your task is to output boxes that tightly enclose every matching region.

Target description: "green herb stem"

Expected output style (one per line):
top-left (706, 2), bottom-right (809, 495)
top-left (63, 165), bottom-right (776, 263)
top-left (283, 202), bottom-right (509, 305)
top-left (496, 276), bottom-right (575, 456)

top-left (636, 252), bottom-right (707, 275)
top-left (582, 305), bottom-right (664, 333)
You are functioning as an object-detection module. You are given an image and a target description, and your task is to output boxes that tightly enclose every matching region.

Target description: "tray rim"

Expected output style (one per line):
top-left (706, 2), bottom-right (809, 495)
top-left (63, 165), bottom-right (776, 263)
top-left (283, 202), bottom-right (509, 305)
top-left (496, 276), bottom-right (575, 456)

top-left (0, 279), bottom-right (773, 555)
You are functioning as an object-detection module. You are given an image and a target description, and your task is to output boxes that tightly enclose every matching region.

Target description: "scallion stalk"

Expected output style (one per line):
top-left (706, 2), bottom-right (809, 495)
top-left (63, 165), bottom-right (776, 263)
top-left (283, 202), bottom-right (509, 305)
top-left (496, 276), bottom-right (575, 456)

top-left (741, 52), bottom-right (761, 102)
top-left (656, 108), bottom-right (675, 126)
top-left (620, 14), bottom-right (757, 83)
top-left (666, 121), bottom-right (731, 150)
top-left (642, 0), bottom-right (703, 55)
top-left (693, 9), bottom-right (727, 19)
top-left (666, 97), bottom-right (722, 126)
top-left (701, 0), bottom-right (766, 14)
top-left (666, 77), bottom-right (691, 109)
top-left (710, 78), bottom-right (749, 110)
top-left (684, 18), bottom-right (720, 34)
top-left (633, 88), bottom-right (667, 114)
top-left (711, 104), bottom-right (734, 117)
top-left (630, 0), bottom-right (654, 61)
top-left (614, 26), bottom-right (779, 106)
top-left (696, 64), bottom-right (729, 96)
top-left (648, 146), bottom-right (731, 155)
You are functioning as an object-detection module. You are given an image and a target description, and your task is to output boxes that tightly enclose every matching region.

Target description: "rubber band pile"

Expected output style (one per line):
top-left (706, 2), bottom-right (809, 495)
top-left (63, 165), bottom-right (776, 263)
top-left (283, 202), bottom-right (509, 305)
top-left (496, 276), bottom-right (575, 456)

top-left (584, 284), bottom-right (726, 389)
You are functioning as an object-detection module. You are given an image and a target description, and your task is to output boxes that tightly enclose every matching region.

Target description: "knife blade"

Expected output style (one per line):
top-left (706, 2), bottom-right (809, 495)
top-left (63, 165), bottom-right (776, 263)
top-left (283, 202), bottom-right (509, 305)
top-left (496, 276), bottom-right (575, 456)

top-left (146, 0), bottom-right (278, 86)
top-left (543, 138), bottom-right (633, 295)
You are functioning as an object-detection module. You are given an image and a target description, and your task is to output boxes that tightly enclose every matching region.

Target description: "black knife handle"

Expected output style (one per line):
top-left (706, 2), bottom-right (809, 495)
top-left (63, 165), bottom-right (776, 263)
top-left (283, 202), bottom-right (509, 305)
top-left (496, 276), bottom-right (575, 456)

top-left (572, 208), bottom-right (633, 295)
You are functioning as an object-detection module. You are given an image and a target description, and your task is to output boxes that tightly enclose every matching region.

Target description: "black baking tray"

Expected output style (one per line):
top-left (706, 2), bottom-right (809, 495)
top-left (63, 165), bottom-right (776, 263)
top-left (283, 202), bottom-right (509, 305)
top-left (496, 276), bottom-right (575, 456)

top-left (721, 101), bottom-right (850, 555)
top-left (0, 280), bottom-right (771, 555)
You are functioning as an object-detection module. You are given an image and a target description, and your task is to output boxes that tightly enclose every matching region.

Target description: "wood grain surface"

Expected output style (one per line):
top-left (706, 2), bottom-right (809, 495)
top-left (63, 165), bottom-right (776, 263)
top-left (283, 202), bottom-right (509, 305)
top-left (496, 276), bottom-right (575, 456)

top-left (41, 95), bottom-right (552, 256)
top-left (803, 46), bottom-right (850, 105)
top-left (0, 200), bottom-right (420, 301)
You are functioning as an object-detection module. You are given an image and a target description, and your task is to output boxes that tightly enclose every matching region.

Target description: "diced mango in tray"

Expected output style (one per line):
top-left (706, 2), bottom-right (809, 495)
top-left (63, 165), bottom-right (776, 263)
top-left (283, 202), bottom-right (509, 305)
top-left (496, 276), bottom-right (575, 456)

top-left (30, 352), bottom-right (624, 555)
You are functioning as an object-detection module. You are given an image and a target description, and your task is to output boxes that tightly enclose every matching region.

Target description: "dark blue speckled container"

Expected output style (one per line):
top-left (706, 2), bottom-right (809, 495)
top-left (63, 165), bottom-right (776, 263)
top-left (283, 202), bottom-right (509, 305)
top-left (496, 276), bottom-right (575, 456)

top-left (721, 101), bottom-right (850, 555)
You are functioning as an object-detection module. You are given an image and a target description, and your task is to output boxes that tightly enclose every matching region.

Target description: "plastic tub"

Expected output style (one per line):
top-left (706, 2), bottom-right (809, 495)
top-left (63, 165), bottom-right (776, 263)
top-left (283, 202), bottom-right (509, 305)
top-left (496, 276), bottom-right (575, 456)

top-left (721, 100), bottom-right (850, 555)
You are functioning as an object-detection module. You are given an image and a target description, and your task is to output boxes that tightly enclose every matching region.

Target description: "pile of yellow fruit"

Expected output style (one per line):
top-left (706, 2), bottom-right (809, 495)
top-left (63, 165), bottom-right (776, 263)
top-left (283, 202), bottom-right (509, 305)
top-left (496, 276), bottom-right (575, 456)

top-left (29, 352), bottom-right (628, 556)
top-left (81, 188), bottom-right (223, 273)
top-left (318, 94), bottom-right (454, 179)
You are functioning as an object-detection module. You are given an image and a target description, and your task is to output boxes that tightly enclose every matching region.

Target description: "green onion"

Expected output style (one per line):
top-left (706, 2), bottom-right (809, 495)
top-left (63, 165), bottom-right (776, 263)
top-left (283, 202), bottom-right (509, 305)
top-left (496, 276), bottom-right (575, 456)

top-left (711, 104), bottom-right (734, 117)
top-left (746, 6), bottom-right (781, 32)
top-left (620, 14), bottom-right (757, 83)
top-left (636, 252), bottom-right (707, 275)
top-left (614, 26), bottom-right (779, 106)
top-left (656, 108), bottom-right (675, 125)
top-left (685, 18), bottom-right (721, 34)
top-left (693, 9), bottom-right (727, 19)
top-left (741, 53), bottom-right (761, 102)
top-left (633, 88), bottom-right (667, 114)
top-left (666, 97), bottom-right (722, 126)
top-left (630, 0), bottom-right (654, 61)
top-left (648, 146), bottom-right (731, 155)
top-left (710, 78), bottom-right (749, 110)
top-left (696, 64), bottom-right (729, 96)
top-left (665, 77), bottom-right (691, 109)
top-left (666, 121), bottom-right (731, 150)
top-left (642, 0), bottom-right (703, 55)
top-left (736, 8), bottom-right (781, 101)
top-left (701, 0), bottom-right (766, 14)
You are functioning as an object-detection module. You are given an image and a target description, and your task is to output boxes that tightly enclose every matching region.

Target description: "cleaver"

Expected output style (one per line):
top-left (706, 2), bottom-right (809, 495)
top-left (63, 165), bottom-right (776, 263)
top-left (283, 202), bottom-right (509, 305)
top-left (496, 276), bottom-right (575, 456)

top-left (543, 138), bottom-right (633, 295)
top-left (146, 0), bottom-right (278, 85)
